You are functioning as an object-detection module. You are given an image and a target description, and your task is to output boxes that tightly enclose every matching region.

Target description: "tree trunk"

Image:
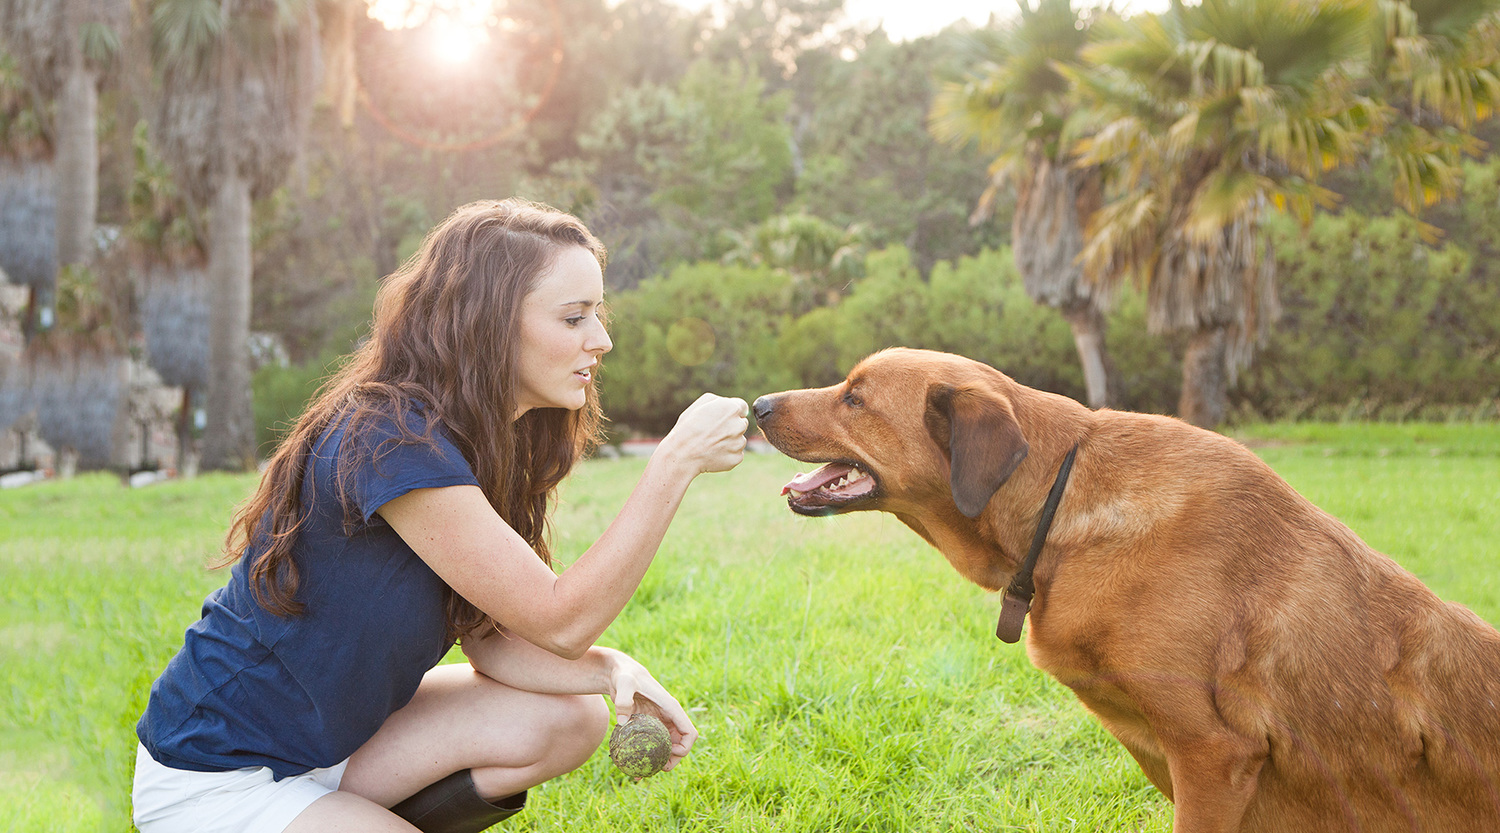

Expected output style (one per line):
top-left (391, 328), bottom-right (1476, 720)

top-left (1012, 159), bottom-right (1114, 409)
top-left (177, 385), bottom-right (194, 477)
top-left (33, 58), bottom-right (100, 340)
top-left (1180, 326), bottom-right (1229, 429)
top-left (201, 174), bottom-right (256, 471)
top-left (55, 60), bottom-right (99, 273)
top-left (1060, 304), bottom-right (1111, 409)
top-left (323, 0), bottom-right (359, 128)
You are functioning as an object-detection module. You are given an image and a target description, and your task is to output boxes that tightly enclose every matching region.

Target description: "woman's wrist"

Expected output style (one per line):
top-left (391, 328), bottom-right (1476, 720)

top-left (592, 646), bottom-right (631, 697)
top-left (645, 439), bottom-right (700, 485)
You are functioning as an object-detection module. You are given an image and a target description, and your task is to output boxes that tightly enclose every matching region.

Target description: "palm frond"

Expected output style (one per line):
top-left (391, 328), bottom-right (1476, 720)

top-left (1383, 120), bottom-right (1475, 209)
top-left (150, 0), bottom-right (224, 77)
top-left (78, 20), bottom-right (120, 66)
top-left (1184, 167), bottom-right (1274, 243)
top-left (1081, 189), bottom-right (1164, 285)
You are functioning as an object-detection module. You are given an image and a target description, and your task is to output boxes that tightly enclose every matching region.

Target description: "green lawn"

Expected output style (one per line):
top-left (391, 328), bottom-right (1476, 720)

top-left (1, 423), bottom-right (1495, 832)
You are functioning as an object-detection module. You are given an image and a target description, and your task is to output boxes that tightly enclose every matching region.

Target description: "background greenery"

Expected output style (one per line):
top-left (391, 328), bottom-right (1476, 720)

top-left (2, 424), bottom-right (1495, 831)
top-left (6, 0), bottom-right (1498, 460)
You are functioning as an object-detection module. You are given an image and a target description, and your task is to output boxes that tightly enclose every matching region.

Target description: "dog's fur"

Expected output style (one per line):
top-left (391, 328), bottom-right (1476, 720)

top-left (754, 348), bottom-right (1500, 833)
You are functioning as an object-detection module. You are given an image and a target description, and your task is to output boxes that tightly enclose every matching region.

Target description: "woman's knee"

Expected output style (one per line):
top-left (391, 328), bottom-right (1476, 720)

top-left (549, 693), bottom-right (609, 766)
top-left (479, 688), bottom-right (608, 769)
top-left (468, 692), bottom-right (608, 797)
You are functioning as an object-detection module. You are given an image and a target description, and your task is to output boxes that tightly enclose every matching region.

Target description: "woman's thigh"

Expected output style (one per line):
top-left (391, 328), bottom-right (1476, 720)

top-left (336, 662), bottom-right (610, 808)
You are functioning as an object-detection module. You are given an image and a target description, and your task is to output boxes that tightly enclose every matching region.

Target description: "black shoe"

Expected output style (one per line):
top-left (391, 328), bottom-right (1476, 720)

top-left (389, 769), bottom-right (526, 833)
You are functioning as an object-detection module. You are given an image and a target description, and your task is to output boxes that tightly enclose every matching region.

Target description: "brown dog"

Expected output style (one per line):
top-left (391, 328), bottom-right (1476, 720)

top-left (753, 348), bottom-right (1500, 833)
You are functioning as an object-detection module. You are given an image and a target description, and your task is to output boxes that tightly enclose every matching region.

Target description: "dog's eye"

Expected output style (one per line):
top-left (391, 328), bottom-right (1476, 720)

top-left (843, 391), bottom-right (863, 408)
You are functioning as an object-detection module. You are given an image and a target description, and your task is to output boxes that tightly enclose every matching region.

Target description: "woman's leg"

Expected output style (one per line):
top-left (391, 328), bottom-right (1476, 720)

top-left (285, 662), bottom-right (609, 831)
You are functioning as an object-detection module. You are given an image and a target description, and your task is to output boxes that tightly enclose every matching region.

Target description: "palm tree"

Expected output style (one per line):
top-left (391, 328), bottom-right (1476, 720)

top-left (719, 211), bottom-right (866, 311)
top-left (928, 0), bottom-right (1116, 409)
top-left (1368, 0), bottom-right (1500, 215)
top-left (0, 0), bottom-right (127, 341)
top-left (147, 0), bottom-right (319, 470)
top-left (0, 52), bottom-right (56, 320)
top-left (1073, 0), bottom-right (1376, 427)
top-left (128, 120), bottom-right (209, 472)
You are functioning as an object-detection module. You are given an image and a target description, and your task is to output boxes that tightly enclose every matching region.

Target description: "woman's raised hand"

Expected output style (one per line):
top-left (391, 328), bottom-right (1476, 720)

top-left (658, 393), bottom-right (749, 475)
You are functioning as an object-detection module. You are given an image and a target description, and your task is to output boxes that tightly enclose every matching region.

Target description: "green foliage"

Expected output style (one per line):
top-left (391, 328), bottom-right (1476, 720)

top-left (717, 212), bottom-right (866, 313)
top-left (599, 245), bottom-right (1093, 430)
top-left (595, 200), bottom-right (1500, 431)
top-left (15, 0), bottom-right (1499, 461)
top-left (924, 247), bottom-right (1083, 396)
top-left (0, 49), bottom-right (45, 154)
top-left (1239, 208), bottom-right (1500, 419)
top-left (649, 61), bottom-right (795, 242)
top-left (601, 262), bottom-right (800, 435)
top-left (792, 30), bottom-right (1008, 270)
top-left (126, 120), bottom-right (201, 262)
top-left (574, 59), bottom-right (796, 283)
top-left (251, 352), bottom-right (343, 456)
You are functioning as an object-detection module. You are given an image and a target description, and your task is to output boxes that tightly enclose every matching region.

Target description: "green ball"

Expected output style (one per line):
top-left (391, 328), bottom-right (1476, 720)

top-left (608, 713), bottom-right (672, 778)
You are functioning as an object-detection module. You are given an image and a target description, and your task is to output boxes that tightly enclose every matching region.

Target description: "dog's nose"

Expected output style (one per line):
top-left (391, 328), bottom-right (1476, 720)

top-left (752, 395), bottom-right (776, 423)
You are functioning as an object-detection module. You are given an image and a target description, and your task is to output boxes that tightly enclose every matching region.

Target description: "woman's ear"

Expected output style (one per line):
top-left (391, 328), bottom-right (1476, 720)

top-left (924, 383), bottom-right (1029, 518)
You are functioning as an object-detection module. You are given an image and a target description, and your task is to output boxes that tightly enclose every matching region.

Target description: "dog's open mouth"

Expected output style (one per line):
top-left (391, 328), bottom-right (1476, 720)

top-left (780, 462), bottom-right (879, 515)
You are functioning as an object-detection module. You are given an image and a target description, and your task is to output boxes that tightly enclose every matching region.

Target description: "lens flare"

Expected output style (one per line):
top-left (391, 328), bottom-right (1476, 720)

top-left (426, 14), bottom-right (487, 64)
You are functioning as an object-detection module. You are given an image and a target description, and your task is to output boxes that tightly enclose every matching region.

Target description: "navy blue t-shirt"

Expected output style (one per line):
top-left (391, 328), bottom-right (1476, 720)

top-left (137, 406), bottom-right (480, 778)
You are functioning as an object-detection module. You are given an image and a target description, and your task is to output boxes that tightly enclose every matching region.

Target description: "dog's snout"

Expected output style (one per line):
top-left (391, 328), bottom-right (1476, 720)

top-left (752, 395), bottom-right (777, 423)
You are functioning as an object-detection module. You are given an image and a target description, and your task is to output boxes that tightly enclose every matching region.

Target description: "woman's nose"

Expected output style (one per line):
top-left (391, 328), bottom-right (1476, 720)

top-left (589, 320), bottom-right (613, 354)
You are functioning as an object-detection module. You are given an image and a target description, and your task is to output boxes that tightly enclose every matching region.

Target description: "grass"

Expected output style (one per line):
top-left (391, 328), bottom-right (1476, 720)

top-left (1, 422), bottom-right (1495, 832)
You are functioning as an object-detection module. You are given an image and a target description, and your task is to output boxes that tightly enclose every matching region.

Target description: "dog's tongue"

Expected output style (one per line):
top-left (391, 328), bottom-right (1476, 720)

top-left (782, 463), bottom-right (856, 495)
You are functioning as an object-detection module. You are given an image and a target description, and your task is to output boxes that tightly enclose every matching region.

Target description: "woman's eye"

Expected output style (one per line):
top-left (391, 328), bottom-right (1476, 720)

top-left (565, 316), bottom-right (585, 327)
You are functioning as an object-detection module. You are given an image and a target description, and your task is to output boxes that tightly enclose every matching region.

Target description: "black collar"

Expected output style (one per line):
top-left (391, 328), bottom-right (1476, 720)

top-left (996, 443), bottom-right (1079, 644)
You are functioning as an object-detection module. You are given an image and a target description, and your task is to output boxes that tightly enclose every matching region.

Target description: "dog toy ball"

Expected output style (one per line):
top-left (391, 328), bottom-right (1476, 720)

top-left (608, 713), bottom-right (672, 778)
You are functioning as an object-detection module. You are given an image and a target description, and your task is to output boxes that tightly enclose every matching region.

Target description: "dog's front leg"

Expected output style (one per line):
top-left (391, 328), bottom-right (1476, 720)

top-left (1162, 732), bottom-right (1268, 833)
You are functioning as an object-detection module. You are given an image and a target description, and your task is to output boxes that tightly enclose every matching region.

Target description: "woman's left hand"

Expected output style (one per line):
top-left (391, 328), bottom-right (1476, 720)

top-left (607, 652), bottom-right (698, 772)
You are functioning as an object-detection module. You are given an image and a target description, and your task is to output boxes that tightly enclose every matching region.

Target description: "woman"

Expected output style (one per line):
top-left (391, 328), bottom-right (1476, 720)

top-left (132, 199), bottom-right (749, 833)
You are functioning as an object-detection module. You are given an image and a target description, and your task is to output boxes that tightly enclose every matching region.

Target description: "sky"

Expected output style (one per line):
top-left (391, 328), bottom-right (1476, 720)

top-left (363, 0), bottom-right (1174, 46)
top-left (658, 0), bottom-right (996, 40)
top-left (666, 0), bottom-right (1175, 41)
top-left (819, 0), bottom-right (1007, 39)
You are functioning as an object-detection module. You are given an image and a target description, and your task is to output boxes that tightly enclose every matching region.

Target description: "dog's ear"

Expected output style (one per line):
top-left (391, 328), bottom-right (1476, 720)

top-left (924, 383), bottom-right (1029, 518)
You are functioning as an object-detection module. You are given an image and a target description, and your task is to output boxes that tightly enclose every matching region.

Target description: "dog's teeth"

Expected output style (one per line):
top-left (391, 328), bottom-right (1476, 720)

top-left (789, 489), bottom-right (805, 498)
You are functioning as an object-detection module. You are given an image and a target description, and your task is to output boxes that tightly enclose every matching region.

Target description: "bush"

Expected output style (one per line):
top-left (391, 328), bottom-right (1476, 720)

top-left (600, 262), bottom-right (801, 435)
top-left (252, 353), bottom-right (344, 456)
top-left (1238, 209), bottom-right (1500, 420)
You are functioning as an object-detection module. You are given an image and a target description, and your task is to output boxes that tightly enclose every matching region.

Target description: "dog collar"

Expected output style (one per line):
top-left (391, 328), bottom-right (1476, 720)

top-left (996, 443), bottom-right (1080, 644)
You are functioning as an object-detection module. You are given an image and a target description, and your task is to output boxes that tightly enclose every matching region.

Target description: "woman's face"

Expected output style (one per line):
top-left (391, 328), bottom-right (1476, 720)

top-left (514, 245), bottom-right (612, 419)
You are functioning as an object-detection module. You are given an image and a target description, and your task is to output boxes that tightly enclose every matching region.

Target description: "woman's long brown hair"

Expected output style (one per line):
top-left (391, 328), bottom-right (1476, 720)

top-left (223, 199), bottom-right (608, 642)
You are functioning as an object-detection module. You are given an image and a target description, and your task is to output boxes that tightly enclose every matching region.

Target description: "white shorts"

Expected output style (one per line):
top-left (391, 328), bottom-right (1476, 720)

top-left (132, 744), bottom-right (349, 833)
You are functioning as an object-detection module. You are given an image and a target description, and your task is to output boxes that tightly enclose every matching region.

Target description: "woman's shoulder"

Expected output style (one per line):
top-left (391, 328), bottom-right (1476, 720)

top-left (321, 396), bottom-right (478, 520)
top-left (321, 394), bottom-right (453, 453)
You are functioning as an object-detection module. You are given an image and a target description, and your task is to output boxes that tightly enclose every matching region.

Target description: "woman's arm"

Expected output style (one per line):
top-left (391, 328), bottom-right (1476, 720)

top-left (379, 393), bottom-right (747, 659)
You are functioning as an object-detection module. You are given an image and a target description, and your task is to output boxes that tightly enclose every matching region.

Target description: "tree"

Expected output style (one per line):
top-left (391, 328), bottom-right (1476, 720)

top-left (1368, 0), bottom-right (1500, 215)
top-left (0, 0), bottom-right (127, 341)
top-left (1073, 0), bottom-right (1376, 427)
top-left (126, 119), bottom-right (208, 469)
top-left (650, 61), bottom-right (795, 242)
top-left (575, 59), bottom-right (794, 281)
top-left (699, 0), bottom-right (848, 85)
top-left (792, 27), bottom-right (1006, 276)
top-left (718, 211), bottom-right (865, 311)
top-left (929, 0), bottom-right (1115, 408)
top-left (147, 0), bottom-right (319, 470)
top-left (0, 52), bottom-right (56, 314)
